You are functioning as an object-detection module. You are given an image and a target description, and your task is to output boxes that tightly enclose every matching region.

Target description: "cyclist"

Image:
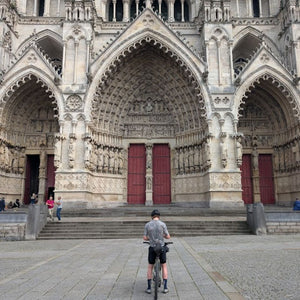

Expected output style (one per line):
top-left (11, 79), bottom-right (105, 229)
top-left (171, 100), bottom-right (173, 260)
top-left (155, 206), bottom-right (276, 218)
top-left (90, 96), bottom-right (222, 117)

top-left (143, 209), bottom-right (171, 294)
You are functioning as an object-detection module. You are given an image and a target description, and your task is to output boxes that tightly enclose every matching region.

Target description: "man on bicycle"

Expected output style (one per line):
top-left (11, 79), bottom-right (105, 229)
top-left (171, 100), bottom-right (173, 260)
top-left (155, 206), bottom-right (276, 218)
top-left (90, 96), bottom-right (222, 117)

top-left (143, 209), bottom-right (171, 294)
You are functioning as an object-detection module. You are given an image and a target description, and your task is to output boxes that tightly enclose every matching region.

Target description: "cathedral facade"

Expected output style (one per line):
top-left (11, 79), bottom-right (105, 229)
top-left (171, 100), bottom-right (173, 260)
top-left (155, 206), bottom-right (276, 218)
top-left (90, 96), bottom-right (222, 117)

top-left (0, 0), bottom-right (300, 209)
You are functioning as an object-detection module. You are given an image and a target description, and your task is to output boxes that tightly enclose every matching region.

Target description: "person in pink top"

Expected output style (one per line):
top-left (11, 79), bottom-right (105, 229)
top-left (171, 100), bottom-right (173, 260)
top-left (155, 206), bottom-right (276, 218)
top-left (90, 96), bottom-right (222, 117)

top-left (46, 196), bottom-right (55, 221)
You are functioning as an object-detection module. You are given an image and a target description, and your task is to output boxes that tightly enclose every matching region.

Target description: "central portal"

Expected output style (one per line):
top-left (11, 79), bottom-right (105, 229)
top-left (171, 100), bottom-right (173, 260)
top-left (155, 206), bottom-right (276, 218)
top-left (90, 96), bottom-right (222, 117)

top-left (127, 143), bottom-right (171, 205)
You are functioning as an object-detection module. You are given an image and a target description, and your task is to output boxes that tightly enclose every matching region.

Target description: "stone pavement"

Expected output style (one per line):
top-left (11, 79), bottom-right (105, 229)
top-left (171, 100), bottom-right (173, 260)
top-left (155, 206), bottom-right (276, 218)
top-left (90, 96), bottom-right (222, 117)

top-left (0, 234), bottom-right (300, 300)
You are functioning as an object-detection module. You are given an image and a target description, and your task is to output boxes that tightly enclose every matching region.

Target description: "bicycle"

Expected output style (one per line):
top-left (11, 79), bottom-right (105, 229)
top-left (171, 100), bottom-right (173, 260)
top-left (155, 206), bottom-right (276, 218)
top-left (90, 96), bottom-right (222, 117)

top-left (144, 241), bottom-right (173, 300)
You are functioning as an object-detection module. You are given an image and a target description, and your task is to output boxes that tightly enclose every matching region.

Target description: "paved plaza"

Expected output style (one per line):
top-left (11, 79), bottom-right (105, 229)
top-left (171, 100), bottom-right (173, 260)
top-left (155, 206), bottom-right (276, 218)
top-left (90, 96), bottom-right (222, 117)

top-left (0, 234), bottom-right (300, 300)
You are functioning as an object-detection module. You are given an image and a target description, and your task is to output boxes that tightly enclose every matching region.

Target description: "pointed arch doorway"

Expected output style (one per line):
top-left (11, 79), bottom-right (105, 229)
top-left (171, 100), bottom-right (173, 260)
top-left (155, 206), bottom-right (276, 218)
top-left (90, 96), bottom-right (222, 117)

top-left (91, 36), bottom-right (207, 207)
top-left (0, 74), bottom-right (59, 204)
top-left (238, 76), bottom-right (297, 205)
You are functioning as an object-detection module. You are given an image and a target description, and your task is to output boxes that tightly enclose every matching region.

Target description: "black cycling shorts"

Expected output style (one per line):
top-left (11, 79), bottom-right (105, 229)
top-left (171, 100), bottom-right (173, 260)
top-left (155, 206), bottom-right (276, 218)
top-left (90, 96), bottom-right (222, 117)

top-left (148, 246), bottom-right (167, 264)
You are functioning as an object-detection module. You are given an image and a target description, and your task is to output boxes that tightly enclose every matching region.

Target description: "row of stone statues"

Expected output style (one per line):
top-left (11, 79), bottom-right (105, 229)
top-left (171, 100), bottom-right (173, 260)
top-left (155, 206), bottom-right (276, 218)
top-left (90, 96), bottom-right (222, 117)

top-left (84, 140), bottom-right (125, 174)
top-left (175, 142), bottom-right (211, 175)
top-left (273, 140), bottom-right (300, 172)
top-left (0, 140), bottom-right (25, 174)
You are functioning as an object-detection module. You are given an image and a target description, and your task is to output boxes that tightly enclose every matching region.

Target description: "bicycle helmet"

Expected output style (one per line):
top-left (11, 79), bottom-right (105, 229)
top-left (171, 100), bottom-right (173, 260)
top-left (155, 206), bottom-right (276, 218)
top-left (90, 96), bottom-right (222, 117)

top-left (151, 209), bottom-right (160, 218)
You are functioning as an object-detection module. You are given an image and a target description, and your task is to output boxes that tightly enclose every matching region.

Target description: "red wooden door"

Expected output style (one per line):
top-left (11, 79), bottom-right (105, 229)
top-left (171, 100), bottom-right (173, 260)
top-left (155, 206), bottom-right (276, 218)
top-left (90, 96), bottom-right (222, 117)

top-left (259, 154), bottom-right (275, 204)
top-left (153, 144), bottom-right (171, 204)
top-left (127, 144), bottom-right (146, 204)
top-left (45, 155), bottom-right (55, 201)
top-left (241, 154), bottom-right (253, 204)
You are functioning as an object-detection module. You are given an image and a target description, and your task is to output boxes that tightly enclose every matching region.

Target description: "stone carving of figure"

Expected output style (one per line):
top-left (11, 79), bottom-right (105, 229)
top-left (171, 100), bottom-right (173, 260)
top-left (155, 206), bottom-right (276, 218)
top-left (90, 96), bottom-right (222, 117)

top-left (179, 148), bottom-right (184, 174)
top-left (90, 143), bottom-right (97, 171)
top-left (146, 144), bottom-right (152, 169)
top-left (117, 149), bottom-right (124, 174)
top-left (0, 142), bottom-right (4, 169)
top-left (109, 148), bottom-right (115, 173)
top-left (4, 145), bottom-right (9, 171)
top-left (103, 147), bottom-right (109, 173)
top-left (220, 136), bottom-right (227, 168)
top-left (184, 147), bottom-right (189, 173)
top-left (54, 135), bottom-right (62, 169)
top-left (274, 147), bottom-right (280, 171)
top-left (19, 148), bottom-right (26, 174)
top-left (146, 176), bottom-right (152, 190)
top-left (204, 141), bottom-right (211, 170)
top-left (236, 137), bottom-right (243, 167)
top-left (252, 148), bottom-right (259, 170)
top-left (175, 149), bottom-right (180, 175)
top-left (84, 139), bottom-right (92, 169)
top-left (97, 146), bottom-right (104, 172)
top-left (194, 145), bottom-right (200, 172)
top-left (188, 147), bottom-right (194, 173)
top-left (68, 137), bottom-right (75, 168)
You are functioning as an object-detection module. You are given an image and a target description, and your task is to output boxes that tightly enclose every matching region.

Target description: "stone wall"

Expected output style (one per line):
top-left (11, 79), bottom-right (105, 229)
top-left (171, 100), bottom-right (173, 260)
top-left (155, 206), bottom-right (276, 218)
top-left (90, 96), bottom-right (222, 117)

top-left (265, 212), bottom-right (300, 234)
top-left (0, 223), bottom-right (26, 241)
top-left (0, 212), bottom-right (27, 241)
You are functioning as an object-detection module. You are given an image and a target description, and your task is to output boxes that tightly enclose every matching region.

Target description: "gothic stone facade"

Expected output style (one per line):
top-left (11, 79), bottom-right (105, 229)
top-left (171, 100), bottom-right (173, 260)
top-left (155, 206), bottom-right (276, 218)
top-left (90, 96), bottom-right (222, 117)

top-left (0, 0), bottom-right (300, 209)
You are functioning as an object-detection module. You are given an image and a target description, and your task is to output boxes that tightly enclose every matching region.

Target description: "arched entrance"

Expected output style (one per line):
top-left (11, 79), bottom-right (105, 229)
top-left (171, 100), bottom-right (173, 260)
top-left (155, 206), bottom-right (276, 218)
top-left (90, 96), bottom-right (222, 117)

top-left (238, 75), bottom-right (300, 205)
top-left (90, 39), bottom-right (207, 205)
top-left (0, 74), bottom-right (59, 204)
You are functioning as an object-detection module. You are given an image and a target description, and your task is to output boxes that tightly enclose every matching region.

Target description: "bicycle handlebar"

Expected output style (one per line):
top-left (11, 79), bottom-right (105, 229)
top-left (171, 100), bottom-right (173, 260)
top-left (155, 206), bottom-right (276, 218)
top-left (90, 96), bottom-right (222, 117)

top-left (143, 241), bottom-right (173, 245)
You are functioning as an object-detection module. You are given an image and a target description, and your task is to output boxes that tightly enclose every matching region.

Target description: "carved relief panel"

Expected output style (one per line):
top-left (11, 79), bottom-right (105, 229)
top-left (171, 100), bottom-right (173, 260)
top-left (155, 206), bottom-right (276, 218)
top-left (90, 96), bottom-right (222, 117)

top-left (124, 97), bottom-right (176, 138)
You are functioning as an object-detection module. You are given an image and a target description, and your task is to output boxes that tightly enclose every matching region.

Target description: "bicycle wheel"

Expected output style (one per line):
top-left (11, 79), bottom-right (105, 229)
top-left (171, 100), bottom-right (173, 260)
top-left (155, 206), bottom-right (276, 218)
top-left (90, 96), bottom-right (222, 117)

top-left (154, 261), bottom-right (160, 300)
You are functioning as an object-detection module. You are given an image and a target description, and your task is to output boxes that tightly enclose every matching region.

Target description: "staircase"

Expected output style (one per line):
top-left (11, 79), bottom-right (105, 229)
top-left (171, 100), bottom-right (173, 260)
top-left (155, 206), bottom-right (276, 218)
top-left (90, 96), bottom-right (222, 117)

top-left (37, 206), bottom-right (251, 239)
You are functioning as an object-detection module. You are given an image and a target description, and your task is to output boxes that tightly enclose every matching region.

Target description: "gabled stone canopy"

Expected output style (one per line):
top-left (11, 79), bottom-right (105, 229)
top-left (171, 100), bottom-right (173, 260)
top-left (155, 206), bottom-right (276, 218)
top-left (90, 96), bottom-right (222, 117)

top-left (87, 8), bottom-right (208, 133)
top-left (92, 42), bottom-right (206, 137)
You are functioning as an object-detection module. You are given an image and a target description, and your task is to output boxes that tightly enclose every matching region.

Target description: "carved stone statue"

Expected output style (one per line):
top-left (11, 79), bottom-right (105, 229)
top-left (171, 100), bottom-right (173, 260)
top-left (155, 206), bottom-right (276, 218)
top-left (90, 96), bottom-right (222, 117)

top-left (68, 137), bottom-right (75, 168)
top-left (252, 148), bottom-right (259, 170)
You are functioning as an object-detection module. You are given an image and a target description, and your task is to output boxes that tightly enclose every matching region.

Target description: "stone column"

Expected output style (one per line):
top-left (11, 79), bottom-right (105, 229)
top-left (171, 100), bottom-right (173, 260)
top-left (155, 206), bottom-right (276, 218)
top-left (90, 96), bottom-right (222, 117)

top-left (145, 143), bottom-right (153, 206)
top-left (181, 0), bottom-right (184, 22)
top-left (235, 0), bottom-right (239, 17)
top-left (252, 148), bottom-right (260, 203)
top-left (135, 0), bottom-right (139, 17)
top-left (123, 0), bottom-right (129, 22)
top-left (247, 0), bottom-right (253, 17)
top-left (158, 0), bottom-right (162, 15)
top-left (44, 0), bottom-right (51, 16)
top-left (57, 0), bottom-right (61, 17)
top-left (168, 0), bottom-right (174, 22)
top-left (38, 150), bottom-right (47, 202)
top-left (33, 0), bottom-right (38, 16)
top-left (259, 0), bottom-right (263, 17)
top-left (112, 0), bottom-right (116, 21)
top-left (73, 41), bottom-right (79, 84)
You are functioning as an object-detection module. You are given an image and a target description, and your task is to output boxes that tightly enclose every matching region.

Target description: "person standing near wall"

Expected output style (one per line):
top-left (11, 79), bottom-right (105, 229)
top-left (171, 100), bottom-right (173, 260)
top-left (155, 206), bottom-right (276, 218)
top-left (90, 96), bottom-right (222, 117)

top-left (30, 193), bottom-right (37, 205)
top-left (56, 196), bottom-right (63, 221)
top-left (46, 196), bottom-right (55, 221)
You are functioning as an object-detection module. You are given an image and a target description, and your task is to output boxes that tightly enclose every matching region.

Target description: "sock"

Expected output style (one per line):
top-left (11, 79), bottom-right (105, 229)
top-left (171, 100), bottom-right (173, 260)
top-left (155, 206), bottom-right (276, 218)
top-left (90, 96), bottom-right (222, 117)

top-left (147, 279), bottom-right (151, 289)
top-left (163, 279), bottom-right (168, 289)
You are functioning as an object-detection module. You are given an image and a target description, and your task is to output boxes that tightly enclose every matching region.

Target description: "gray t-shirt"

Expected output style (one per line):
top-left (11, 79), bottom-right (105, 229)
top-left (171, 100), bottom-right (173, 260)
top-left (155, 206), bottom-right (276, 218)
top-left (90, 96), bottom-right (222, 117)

top-left (144, 219), bottom-right (169, 247)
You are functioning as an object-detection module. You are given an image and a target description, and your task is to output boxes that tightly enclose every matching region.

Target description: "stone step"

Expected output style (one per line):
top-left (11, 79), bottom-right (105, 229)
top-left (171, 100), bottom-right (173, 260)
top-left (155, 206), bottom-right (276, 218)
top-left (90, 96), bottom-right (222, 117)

top-left (38, 231), bottom-right (251, 240)
top-left (38, 217), bottom-right (251, 239)
top-left (61, 207), bottom-right (246, 218)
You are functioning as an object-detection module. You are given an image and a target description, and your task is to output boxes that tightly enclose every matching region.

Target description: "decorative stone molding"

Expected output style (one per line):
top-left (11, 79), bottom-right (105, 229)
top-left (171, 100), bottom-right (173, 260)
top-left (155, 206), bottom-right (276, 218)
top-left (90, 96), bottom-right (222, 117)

top-left (210, 173), bottom-right (241, 190)
top-left (65, 94), bottom-right (83, 111)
